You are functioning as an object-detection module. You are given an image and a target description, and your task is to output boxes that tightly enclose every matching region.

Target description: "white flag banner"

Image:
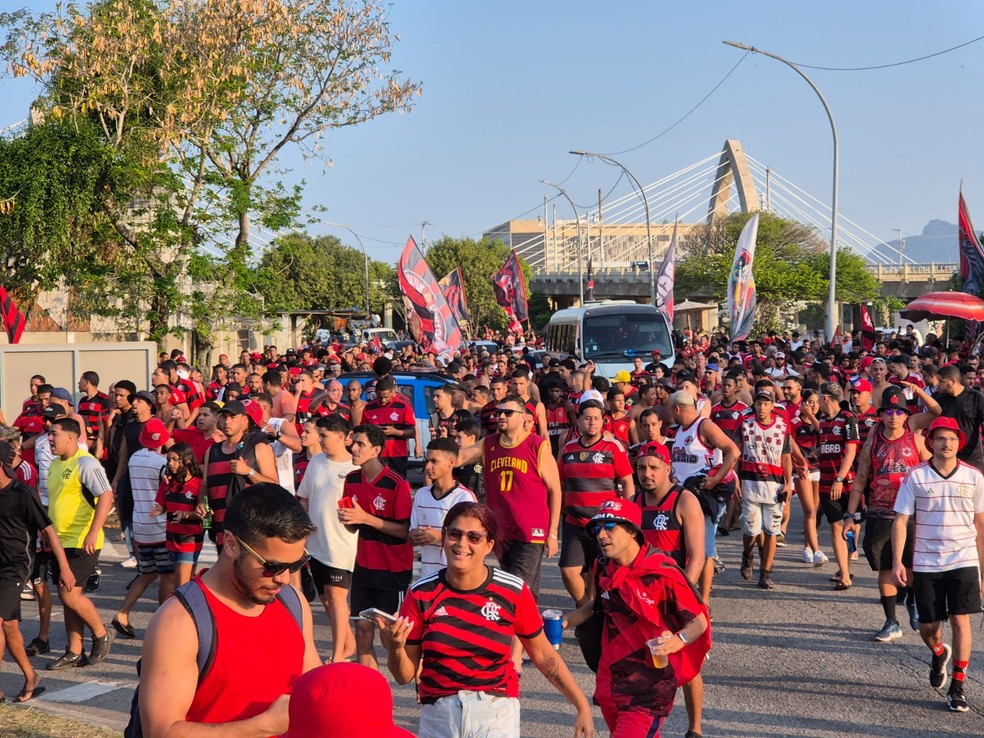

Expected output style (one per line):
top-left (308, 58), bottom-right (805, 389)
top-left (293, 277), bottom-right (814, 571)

top-left (655, 221), bottom-right (677, 322)
top-left (726, 213), bottom-right (759, 342)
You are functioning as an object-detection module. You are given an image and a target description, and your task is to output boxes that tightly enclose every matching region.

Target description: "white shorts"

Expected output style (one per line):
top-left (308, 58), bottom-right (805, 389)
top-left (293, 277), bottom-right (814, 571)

top-left (741, 499), bottom-right (783, 537)
top-left (419, 691), bottom-right (520, 738)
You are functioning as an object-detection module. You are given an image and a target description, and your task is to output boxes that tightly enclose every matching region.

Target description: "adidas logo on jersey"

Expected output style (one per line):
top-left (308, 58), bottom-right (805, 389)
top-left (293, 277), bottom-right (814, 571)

top-left (434, 606), bottom-right (448, 617)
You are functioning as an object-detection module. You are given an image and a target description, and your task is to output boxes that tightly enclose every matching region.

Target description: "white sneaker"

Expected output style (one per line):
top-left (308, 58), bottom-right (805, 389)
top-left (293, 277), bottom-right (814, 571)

top-left (802, 547), bottom-right (814, 564)
top-left (813, 550), bottom-right (829, 567)
top-left (120, 556), bottom-right (138, 569)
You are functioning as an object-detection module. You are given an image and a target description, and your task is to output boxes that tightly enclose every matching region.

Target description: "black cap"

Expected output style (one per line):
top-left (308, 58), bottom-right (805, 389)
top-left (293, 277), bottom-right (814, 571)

top-left (878, 385), bottom-right (910, 414)
top-left (133, 390), bottom-right (159, 410)
top-left (0, 440), bottom-right (16, 478)
top-left (754, 389), bottom-right (775, 402)
top-left (220, 400), bottom-right (248, 416)
top-left (41, 405), bottom-right (61, 421)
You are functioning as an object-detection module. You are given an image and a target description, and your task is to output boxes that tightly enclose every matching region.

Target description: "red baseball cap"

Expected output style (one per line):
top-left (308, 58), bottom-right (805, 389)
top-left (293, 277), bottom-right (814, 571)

top-left (138, 418), bottom-right (170, 449)
top-left (926, 416), bottom-right (966, 450)
top-left (281, 663), bottom-right (414, 738)
top-left (859, 356), bottom-right (874, 372)
top-left (850, 378), bottom-right (872, 393)
top-left (636, 441), bottom-right (671, 466)
top-left (587, 498), bottom-right (642, 532)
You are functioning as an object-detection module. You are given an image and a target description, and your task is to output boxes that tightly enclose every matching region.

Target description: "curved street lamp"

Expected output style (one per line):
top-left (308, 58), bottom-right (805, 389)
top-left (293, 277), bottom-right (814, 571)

top-left (326, 222), bottom-right (371, 313)
top-left (569, 150), bottom-right (655, 304)
top-left (541, 179), bottom-right (584, 303)
top-left (723, 40), bottom-right (840, 341)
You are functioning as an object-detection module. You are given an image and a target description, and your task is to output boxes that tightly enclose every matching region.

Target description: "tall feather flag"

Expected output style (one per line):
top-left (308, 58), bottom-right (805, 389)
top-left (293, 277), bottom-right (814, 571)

top-left (0, 285), bottom-right (25, 344)
top-left (726, 213), bottom-right (759, 342)
top-left (958, 190), bottom-right (984, 342)
top-left (655, 221), bottom-right (677, 323)
top-left (492, 250), bottom-right (529, 335)
top-left (397, 236), bottom-right (463, 361)
top-left (859, 303), bottom-right (875, 352)
top-left (438, 267), bottom-right (471, 338)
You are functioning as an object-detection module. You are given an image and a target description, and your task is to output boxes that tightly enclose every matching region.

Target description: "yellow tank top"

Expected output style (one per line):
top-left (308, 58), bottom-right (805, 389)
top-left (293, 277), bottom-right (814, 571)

top-left (48, 449), bottom-right (104, 550)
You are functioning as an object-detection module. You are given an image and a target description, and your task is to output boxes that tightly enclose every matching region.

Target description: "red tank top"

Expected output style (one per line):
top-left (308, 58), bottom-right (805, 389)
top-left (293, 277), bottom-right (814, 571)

top-left (868, 428), bottom-right (920, 519)
top-left (637, 487), bottom-right (687, 567)
top-left (185, 576), bottom-right (305, 729)
top-left (483, 432), bottom-right (550, 544)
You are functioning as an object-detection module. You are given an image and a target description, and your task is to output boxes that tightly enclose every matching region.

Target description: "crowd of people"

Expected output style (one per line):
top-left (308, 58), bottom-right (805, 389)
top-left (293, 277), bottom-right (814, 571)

top-left (0, 321), bottom-right (980, 736)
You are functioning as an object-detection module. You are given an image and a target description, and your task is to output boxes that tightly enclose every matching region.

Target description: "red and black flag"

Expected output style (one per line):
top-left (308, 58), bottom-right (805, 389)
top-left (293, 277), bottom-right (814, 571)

top-left (958, 191), bottom-right (984, 342)
top-left (492, 250), bottom-right (529, 335)
top-left (859, 303), bottom-right (875, 352)
top-left (397, 236), bottom-right (462, 361)
top-left (438, 267), bottom-right (471, 337)
top-left (0, 285), bottom-right (25, 344)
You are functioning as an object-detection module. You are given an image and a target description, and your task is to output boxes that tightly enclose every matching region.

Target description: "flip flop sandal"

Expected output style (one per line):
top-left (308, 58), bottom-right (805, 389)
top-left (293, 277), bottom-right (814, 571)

top-left (13, 685), bottom-right (45, 703)
top-left (833, 581), bottom-right (852, 591)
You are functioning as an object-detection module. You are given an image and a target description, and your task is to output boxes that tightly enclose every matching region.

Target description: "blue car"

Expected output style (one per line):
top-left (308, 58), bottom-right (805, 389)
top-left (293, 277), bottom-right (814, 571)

top-left (339, 371), bottom-right (460, 464)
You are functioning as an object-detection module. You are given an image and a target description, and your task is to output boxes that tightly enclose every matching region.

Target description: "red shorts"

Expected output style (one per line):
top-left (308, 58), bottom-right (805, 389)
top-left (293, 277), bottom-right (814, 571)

top-left (600, 703), bottom-right (665, 738)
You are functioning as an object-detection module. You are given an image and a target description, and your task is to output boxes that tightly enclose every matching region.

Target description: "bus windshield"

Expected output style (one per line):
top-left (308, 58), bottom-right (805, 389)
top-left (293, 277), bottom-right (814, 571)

top-left (582, 312), bottom-right (673, 360)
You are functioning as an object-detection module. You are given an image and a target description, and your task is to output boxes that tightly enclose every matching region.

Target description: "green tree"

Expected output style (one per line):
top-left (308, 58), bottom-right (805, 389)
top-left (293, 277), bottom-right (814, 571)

top-left (0, 0), bottom-right (420, 349)
top-left (252, 232), bottom-right (396, 313)
top-left (677, 212), bottom-right (879, 332)
top-left (423, 237), bottom-right (533, 333)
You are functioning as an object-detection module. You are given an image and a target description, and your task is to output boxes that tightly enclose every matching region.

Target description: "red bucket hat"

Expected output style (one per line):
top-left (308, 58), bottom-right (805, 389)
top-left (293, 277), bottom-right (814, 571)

top-left (926, 416), bottom-right (966, 450)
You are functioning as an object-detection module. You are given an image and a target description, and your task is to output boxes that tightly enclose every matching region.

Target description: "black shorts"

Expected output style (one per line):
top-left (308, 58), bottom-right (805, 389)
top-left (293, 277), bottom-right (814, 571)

top-left (913, 567), bottom-right (983, 623)
top-left (0, 577), bottom-right (24, 621)
top-left (559, 520), bottom-right (599, 572)
top-left (50, 548), bottom-right (101, 588)
top-left (32, 548), bottom-right (50, 586)
top-left (862, 516), bottom-right (913, 572)
top-left (818, 493), bottom-right (848, 525)
top-left (310, 558), bottom-right (352, 591)
top-left (498, 540), bottom-right (544, 599)
top-left (350, 581), bottom-right (403, 620)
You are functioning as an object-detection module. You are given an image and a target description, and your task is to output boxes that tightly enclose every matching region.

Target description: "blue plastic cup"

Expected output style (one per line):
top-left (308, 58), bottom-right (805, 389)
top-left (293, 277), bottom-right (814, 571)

top-left (542, 609), bottom-right (564, 649)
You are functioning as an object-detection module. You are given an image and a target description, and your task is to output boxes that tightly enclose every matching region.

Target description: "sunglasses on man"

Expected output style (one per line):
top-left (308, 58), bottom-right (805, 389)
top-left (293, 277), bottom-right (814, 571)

top-left (233, 535), bottom-right (310, 578)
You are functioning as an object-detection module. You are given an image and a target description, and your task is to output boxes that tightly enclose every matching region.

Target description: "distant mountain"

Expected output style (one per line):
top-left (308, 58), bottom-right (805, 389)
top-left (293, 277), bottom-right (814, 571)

top-left (886, 219), bottom-right (958, 264)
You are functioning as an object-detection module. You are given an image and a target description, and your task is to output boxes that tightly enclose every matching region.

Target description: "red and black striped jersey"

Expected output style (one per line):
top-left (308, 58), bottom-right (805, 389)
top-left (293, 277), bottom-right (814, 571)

top-left (156, 476), bottom-right (204, 553)
top-left (343, 466), bottom-right (412, 591)
top-left (401, 566), bottom-right (542, 703)
top-left (855, 406), bottom-right (879, 449)
top-left (479, 401), bottom-right (499, 437)
top-left (77, 392), bottom-right (111, 442)
top-left (294, 390), bottom-right (328, 433)
top-left (559, 437), bottom-right (633, 526)
top-left (791, 415), bottom-right (820, 469)
top-left (817, 411), bottom-right (860, 489)
top-left (174, 378), bottom-right (203, 411)
top-left (710, 400), bottom-right (748, 444)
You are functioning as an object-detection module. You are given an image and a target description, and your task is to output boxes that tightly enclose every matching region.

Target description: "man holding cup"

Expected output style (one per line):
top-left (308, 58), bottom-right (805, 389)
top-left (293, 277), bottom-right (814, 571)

top-left (568, 499), bottom-right (710, 737)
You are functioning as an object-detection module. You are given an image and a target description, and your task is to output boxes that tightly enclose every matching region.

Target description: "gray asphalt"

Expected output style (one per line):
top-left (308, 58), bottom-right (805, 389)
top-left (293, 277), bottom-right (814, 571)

top-left (1, 505), bottom-right (982, 737)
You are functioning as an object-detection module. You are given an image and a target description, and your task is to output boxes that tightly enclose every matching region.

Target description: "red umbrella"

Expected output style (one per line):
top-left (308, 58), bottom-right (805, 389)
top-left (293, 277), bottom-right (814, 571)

top-left (899, 291), bottom-right (984, 323)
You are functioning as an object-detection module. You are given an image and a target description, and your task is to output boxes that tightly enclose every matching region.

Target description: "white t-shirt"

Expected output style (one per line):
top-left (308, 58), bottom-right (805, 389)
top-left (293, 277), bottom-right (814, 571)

top-left (895, 460), bottom-right (984, 573)
top-left (410, 482), bottom-right (477, 579)
top-left (129, 448), bottom-right (167, 545)
top-left (264, 417), bottom-right (295, 493)
top-left (35, 432), bottom-right (53, 506)
top-left (296, 454), bottom-right (359, 570)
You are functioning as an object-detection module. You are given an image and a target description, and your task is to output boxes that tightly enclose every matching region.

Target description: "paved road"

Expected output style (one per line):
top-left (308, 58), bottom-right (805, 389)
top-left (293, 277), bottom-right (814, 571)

top-left (1, 508), bottom-right (982, 737)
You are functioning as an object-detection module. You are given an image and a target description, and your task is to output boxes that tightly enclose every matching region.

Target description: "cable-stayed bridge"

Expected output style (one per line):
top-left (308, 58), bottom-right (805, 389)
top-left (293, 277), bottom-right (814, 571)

top-left (485, 140), bottom-right (956, 306)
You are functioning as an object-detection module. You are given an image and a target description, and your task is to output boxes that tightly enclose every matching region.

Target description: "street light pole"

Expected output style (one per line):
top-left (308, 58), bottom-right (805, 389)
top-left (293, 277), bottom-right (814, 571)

top-left (569, 150), bottom-right (655, 304)
top-left (723, 40), bottom-right (840, 341)
top-left (326, 222), bottom-right (371, 313)
top-left (541, 179), bottom-right (584, 304)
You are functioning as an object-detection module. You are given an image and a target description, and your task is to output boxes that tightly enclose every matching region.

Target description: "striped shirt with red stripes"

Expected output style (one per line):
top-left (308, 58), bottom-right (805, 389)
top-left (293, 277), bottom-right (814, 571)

top-left (558, 437), bottom-right (632, 526)
top-left (401, 566), bottom-right (542, 703)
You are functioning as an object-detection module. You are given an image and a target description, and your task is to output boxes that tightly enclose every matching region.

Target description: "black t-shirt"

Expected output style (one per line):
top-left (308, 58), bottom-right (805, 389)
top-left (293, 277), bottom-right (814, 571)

top-left (0, 480), bottom-right (51, 579)
top-left (936, 389), bottom-right (984, 470)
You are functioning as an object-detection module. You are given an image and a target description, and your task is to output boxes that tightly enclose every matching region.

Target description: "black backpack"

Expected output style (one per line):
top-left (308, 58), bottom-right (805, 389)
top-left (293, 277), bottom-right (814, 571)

top-left (123, 578), bottom-right (302, 738)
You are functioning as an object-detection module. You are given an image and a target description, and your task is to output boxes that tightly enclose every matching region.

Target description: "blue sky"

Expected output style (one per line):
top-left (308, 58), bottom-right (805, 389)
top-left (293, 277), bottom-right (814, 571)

top-left (2, 1), bottom-right (982, 265)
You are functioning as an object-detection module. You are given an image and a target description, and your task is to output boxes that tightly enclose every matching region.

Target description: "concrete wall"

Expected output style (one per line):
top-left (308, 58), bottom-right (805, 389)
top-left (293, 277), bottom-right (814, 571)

top-left (0, 342), bottom-right (156, 422)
